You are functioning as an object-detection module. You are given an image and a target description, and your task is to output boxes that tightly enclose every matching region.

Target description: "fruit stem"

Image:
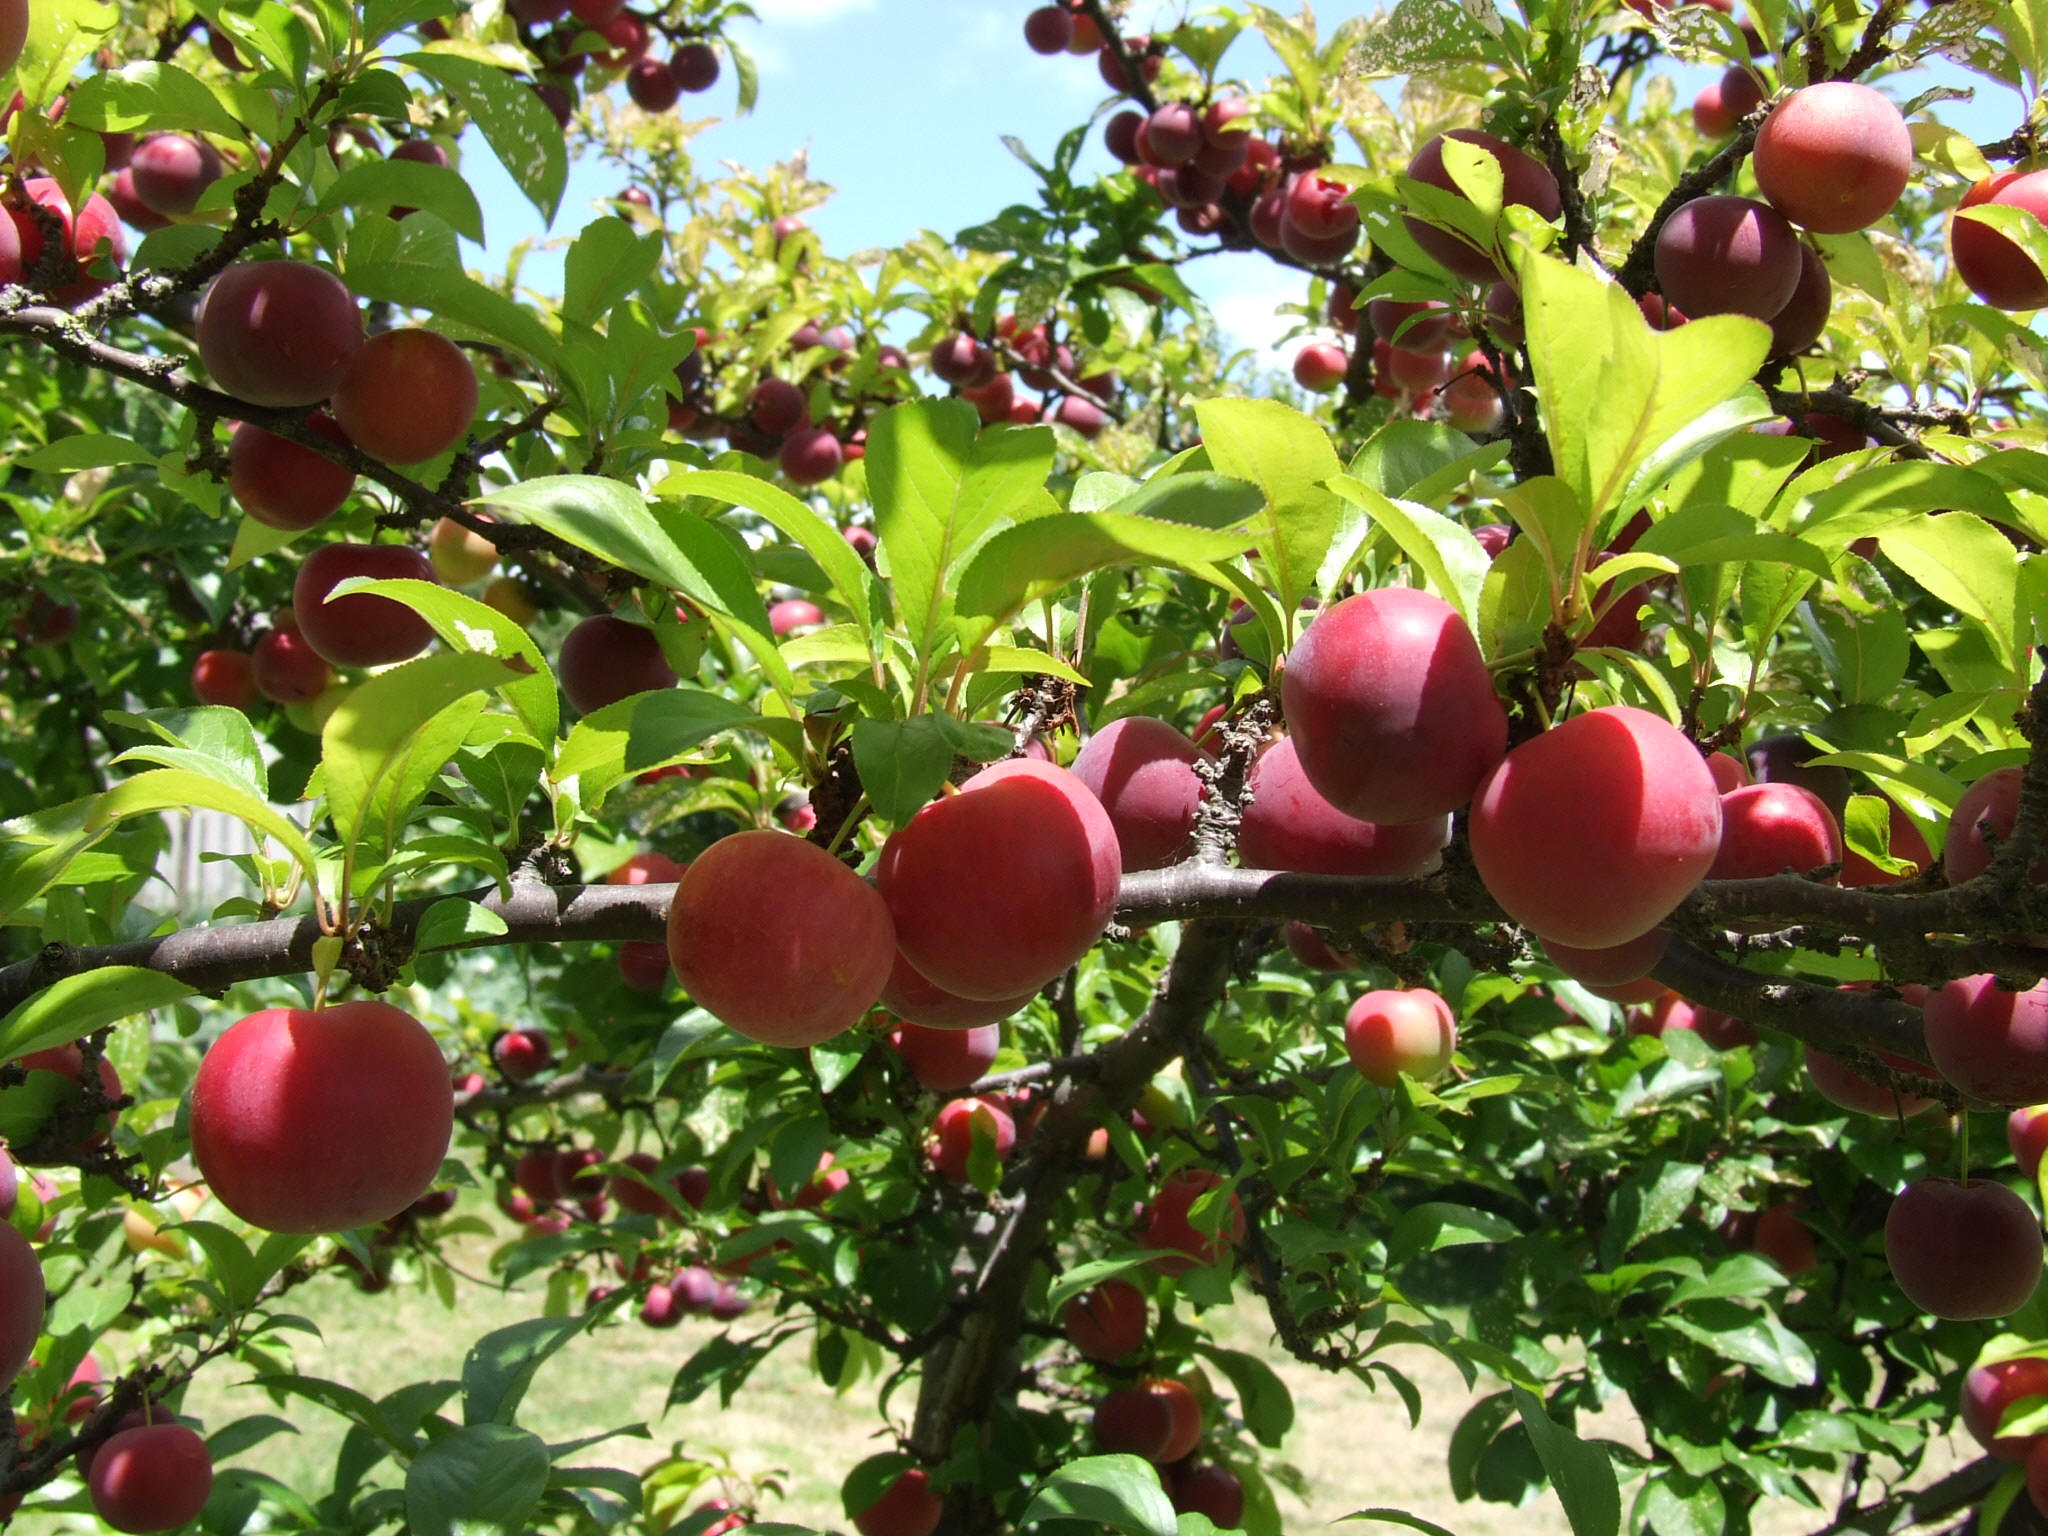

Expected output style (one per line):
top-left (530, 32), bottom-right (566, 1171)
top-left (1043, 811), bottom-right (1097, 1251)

top-left (822, 794), bottom-right (868, 858)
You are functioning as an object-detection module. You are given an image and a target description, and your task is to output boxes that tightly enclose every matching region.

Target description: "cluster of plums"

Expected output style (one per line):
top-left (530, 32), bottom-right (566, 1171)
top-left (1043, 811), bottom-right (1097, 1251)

top-left (506, 0), bottom-right (721, 127)
top-left (916, 311), bottom-right (1121, 440)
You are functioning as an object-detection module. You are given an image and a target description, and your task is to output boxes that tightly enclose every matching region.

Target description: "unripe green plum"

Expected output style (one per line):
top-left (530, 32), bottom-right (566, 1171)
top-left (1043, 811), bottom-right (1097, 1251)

top-left (666, 830), bottom-right (896, 1047)
top-left (1468, 705), bottom-right (1723, 948)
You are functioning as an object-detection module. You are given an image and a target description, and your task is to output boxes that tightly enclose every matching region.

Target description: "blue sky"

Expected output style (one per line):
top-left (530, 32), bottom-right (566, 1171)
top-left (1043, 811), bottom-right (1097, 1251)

top-left (453, 0), bottom-right (2022, 363)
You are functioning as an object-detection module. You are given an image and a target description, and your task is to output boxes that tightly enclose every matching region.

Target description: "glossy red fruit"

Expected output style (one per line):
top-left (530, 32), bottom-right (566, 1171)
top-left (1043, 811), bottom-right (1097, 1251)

top-left (929, 1097), bottom-right (1016, 1183)
top-left (1368, 298), bottom-right (1454, 349)
top-left (190, 1001), bottom-right (454, 1232)
top-left (1945, 767), bottom-right (2048, 885)
top-left (879, 760), bottom-right (1121, 1002)
top-left (1140, 1168), bottom-right (1245, 1274)
top-left (1885, 1178), bottom-right (2043, 1320)
top-left (294, 541), bottom-right (438, 668)
top-left (197, 261), bottom-right (364, 408)
top-left (627, 57), bottom-right (681, 111)
top-left (1345, 988), bottom-right (1457, 1087)
top-left (1924, 974), bottom-right (2048, 1104)
top-left (130, 133), bottom-right (223, 216)
top-left (1282, 588), bottom-right (1508, 827)
top-left (749, 376), bottom-right (808, 436)
top-left (1710, 782), bottom-right (1843, 881)
top-left (1544, 929), bottom-right (1670, 988)
top-left (331, 328), bottom-right (479, 465)
top-left (191, 649), bottom-right (257, 709)
top-left (1023, 5), bottom-right (1073, 52)
top-left (1468, 706), bottom-right (1723, 948)
top-left (228, 415), bottom-right (356, 530)
top-left (0, 1224), bottom-right (44, 1389)
top-left (779, 427), bottom-right (842, 485)
top-left (851, 1469), bottom-right (943, 1536)
top-left (1071, 716), bottom-right (1208, 871)
top-left (1806, 1048), bottom-right (1937, 1118)
top-left (1063, 1278), bottom-right (1147, 1360)
top-left (667, 830), bottom-right (896, 1047)
top-left (17, 1042), bottom-right (122, 1151)
top-left (1292, 342), bottom-right (1348, 393)
top-left (2014, 1105), bottom-right (2048, 1178)
top-left (878, 951), bottom-right (1036, 1030)
top-left (492, 1029), bottom-right (552, 1080)
top-left (889, 1021), bottom-right (998, 1091)
top-left (1403, 129), bottom-right (1562, 280)
top-left (1692, 65), bottom-right (1764, 137)
top-left (769, 598), bottom-right (824, 635)
top-left (1706, 751), bottom-right (1748, 793)
top-left (1768, 244), bottom-right (1833, 357)
top-left (670, 41), bottom-right (719, 92)
top-left (1953, 170), bottom-right (2048, 310)
top-left (251, 622), bottom-right (331, 704)
top-left (1095, 1386), bottom-right (1174, 1460)
top-left (1753, 1203), bottom-right (1818, 1276)
top-left (558, 614), bottom-right (678, 716)
top-left (1964, 1356), bottom-right (2048, 1458)
top-left (617, 940), bottom-right (670, 992)
top-left (1170, 1465), bottom-right (1245, 1529)
top-left (1752, 82), bottom-right (1913, 234)
top-left (1237, 738), bottom-right (1449, 877)
top-left (0, 0), bottom-right (24, 77)
top-left (87, 1422), bottom-right (213, 1533)
top-left (1654, 195), bottom-right (1803, 320)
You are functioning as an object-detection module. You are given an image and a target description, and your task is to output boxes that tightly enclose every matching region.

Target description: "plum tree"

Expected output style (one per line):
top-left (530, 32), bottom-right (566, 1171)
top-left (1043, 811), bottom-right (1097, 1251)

top-left (189, 1001), bottom-right (454, 1232)
top-left (292, 541), bottom-right (439, 667)
top-left (330, 328), bottom-right (479, 464)
top-left (1885, 1179), bottom-right (2044, 1320)
top-left (1282, 587), bottom-right (1508, 826)
top-left (879, 760), bottom-right (1121, 1001)
top-left (666, 831), bottom-right (896, 1046)
top-left (1469, 706), bottom-right (1723, 947)
top-left (196, 261), bottom-right (364, 407)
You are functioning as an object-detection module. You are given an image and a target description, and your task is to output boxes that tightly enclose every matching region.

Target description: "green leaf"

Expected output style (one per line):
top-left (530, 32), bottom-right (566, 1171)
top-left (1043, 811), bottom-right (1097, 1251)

top-left (462, 1315), bottom-right (591, 1425)
top-left (316, 158), bottom-right (482, 239)
top-left (327, 579), bottom-right (558, 744)
top-left (665, 468), bottom-right (875, 642)
top-left (851, 717), bottom-right (953, 827)
top-left (1632, 504), bottom-right (1834, 580)
top-left (668, 1331), bottom-right (779, 1408)
top-left (1658, 1301), bottom-right (1817, 1386)
top-left (15, 434), bottom-right (154, 471)
top-left (1511, 1389), bottom-right (1621, 1536)
top-left (1599, 1160), bottom-right (1703, 1267)
top-left (400, 52), bottom-right (566, 223)
top-left (1194, 398), bottom-right (1343, 628)
top-left (320, 654), bottom-right (524, 865)
top-left (563, 217), bottom-right (662, 326)
top-left (343, 219), bottom-right (561, 373)
top-left (1043, 1254), bottom-right (1162, 1313)
top-left (406, 1423), bottom-right (551, 1536)
top-left (1877, 512), bottom-right (2024, 673)
top-left (1336, 1512), bottom-right (1460, 1536)
top-left (91, 770), bottom-right (319, 889)
top-left (1194, 1345), bottom-right (1294, 1448)
top-left (868, 400), bottom-right (1049, 673)
top-left (106, 704), bottom-right (267, 799)
top-left (477, 477), bottom-right (791, 697)
top-left (414, 898), bottom-right (510, 953)
top-left (0, 967), bottom-right (195, 1066)
top-left (1387, 1202), bottom-right (1519, 1265)
top-left (61, 60), bottom-right (243, 135)
top-left (1519, 251), bottom-right (1772, 523)
top-left (954, 514), bottom-right (1251, 635)
top-left (1639, 1472), bottom-right (1727, 1536)
top-left (1324, 477), bottom-right (1490, 627)
top-left (552, 688), bottom-right (788, 808)
top-left (1021, 1455), bottom-right (1177, 1536)
top-left (0, 796), bottom-right (109, 927)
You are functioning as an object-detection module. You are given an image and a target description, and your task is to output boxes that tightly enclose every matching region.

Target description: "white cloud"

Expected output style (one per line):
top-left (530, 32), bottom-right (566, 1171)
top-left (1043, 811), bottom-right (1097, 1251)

top-left (1188, 255), bottom-right (1317, 371)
